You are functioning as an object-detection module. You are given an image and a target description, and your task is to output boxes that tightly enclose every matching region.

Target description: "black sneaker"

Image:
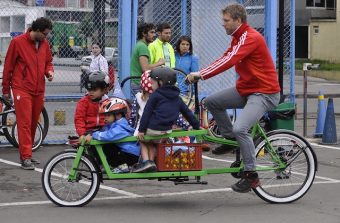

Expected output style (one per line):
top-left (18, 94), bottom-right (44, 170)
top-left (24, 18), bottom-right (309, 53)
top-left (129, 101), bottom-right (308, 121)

top-left (231, 171), bottom-right (260, 193)
top-left (132, 161), bottom-right (154, 173)
top-left (31, 158), bottom-right (40, 164)
top-left (149, 161), bottom-right (157, 172)
top-left (212, 144), bottom-right (235, 155)
top-left (21, 159), bottom-right (35, 170)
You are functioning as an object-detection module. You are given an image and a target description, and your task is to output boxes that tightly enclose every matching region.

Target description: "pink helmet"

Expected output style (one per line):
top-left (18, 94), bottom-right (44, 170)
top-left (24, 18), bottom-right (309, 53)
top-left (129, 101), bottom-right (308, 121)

top-left (140, 70), bottom-right (153, 93)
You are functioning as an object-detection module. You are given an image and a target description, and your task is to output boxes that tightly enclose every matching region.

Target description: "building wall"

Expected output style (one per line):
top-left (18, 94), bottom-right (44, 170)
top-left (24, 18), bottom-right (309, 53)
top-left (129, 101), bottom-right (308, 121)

top-left (309, 0), bottom-right (340, 62)
top-left (309, 20), bottom-right (340, 62)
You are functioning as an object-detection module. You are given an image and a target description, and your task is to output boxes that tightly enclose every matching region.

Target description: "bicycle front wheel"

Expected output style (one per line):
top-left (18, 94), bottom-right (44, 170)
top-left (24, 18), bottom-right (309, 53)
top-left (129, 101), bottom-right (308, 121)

top-left (11, 122), bottom-right (43, 152)
top-left (42, 151), bottom-right (100, 207)
top-left (253, 130), bottom-right (316, 203)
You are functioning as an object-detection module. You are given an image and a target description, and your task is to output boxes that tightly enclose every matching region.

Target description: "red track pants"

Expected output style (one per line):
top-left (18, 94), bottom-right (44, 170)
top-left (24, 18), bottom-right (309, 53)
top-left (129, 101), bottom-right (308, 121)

top-left (12, 89), bottom-right (44, 161)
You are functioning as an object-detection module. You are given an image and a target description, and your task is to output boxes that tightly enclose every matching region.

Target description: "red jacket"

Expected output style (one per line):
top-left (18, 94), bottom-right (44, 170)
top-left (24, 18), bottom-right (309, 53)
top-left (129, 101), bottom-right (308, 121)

top-left (200, 23), bottom-right (280, 96)
top-left (74, 95), bottom-right (107, 136)
top-left (2, 30), bottom-right (54, 95)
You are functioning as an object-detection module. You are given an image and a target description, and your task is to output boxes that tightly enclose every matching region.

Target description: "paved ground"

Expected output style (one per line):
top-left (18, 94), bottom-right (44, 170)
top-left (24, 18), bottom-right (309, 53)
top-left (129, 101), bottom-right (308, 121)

top-left (0, 139), bottom-right (339, 223)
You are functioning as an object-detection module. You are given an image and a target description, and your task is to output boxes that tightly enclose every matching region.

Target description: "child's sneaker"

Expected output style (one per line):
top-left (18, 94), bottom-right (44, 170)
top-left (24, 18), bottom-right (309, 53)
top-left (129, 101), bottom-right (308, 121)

top-left (149, 161), bottom-right (157, 172)
top-left (132, 161), bottom-right (155, 173)
top-left (112, 163), bottom-right (130, 173)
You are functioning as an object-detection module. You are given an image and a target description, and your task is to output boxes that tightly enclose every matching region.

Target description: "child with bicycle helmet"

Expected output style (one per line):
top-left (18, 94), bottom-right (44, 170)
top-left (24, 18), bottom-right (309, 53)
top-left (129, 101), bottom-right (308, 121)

top-left (132, 67), bottom-right (200, 173)
top-left (74, 71), bottom-right (110, 140)
top-left (84, 98), bottom-right (140, 171)
top-left (129, 70), bottom-right (192, 135)
top-left (129, 70), bottom-right (152, 134)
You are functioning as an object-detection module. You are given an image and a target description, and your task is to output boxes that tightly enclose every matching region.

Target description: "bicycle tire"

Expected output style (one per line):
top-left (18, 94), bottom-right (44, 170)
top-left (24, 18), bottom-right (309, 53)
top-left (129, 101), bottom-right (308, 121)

top-left (253, 130), bottom-right (316, 203)
top-left (200, 102), bottom-right (237, 137)
top-left (2, 105), bottom-right (49, 145)
top-left (1, 104), bottom-right (16, 145)
top-left (119, 69), bottom-right (194, 106)
top-left (11, 121), bottom-right (43, 152)
top-left (40, 107), bottom-right (49, 141)
top-left (42, 151), bottom-right (100, 207)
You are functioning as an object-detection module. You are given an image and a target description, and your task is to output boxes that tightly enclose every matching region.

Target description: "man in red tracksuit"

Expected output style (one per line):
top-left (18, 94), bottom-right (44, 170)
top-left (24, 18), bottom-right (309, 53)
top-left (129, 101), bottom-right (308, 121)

top-left (186, 4), bottom-right (281, 193)
top-left (2, 17), bottom-right (54, 170)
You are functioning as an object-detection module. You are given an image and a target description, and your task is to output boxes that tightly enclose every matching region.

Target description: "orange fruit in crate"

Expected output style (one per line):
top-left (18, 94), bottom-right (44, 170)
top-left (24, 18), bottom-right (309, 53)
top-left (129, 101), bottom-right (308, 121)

top-left (174, 158), bottom-right (180, 164)
top-left (165, 157), bottom-right (171, 163)
top-left (184, 164), bottom-right (189, 169)
top-left (180, 152), bottom-right (187, 158)
top-left (182, 158), bottom-right (188, 164)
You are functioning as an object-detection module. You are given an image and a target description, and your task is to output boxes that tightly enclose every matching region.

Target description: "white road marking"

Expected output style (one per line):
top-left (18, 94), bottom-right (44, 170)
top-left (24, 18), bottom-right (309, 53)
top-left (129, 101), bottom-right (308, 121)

top-left (0, 158), bottom-right (139, 197)
top-left (310, 142), bottom-right (340, 151)
top-left (202, 155), bottom-right (233, 163)
top-left (1, 180), bottom-right (340, 207)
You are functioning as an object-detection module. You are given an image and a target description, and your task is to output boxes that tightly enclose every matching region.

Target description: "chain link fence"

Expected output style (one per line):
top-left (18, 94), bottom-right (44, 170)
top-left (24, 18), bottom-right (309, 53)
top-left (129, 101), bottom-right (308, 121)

top-left (0, 0), bottom-right (293, 145)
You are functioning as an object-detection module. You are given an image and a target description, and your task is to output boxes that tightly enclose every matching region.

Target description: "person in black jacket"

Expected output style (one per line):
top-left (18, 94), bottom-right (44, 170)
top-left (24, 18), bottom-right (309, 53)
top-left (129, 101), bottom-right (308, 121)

top-left (132, 67), bottom-right (200, 173)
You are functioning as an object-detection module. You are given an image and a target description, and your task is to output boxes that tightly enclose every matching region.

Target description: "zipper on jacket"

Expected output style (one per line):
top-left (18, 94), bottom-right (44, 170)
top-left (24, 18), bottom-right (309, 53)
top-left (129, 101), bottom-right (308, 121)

top-left (22, 64), bottom-right (27, 80)
top-left (35, 43), bottom-right (40, 94)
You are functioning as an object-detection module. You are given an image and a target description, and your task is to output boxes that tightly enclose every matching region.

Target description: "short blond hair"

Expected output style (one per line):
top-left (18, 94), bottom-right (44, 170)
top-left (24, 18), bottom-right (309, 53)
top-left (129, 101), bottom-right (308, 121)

top-left (222, 4), bottom-right (247, 23)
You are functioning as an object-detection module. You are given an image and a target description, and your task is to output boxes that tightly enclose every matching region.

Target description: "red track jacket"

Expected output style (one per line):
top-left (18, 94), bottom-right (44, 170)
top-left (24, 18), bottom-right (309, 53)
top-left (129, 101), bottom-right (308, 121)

top-left (2, 31), bottom-right (54, 95)
top-left (74, 95), bottom-right (107, 136)
top-left (200, 23), bottom-right (280, 96)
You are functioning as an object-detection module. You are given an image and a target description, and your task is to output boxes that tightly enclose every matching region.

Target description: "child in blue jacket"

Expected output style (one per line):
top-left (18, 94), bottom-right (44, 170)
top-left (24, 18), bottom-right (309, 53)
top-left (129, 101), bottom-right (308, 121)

top-left (84, 97), bottom-right (140, 171)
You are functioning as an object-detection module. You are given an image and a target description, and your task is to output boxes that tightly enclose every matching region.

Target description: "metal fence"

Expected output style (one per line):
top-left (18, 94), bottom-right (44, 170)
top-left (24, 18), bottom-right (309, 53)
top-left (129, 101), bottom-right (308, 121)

top-left (0, 0), bottom-right (294, 145)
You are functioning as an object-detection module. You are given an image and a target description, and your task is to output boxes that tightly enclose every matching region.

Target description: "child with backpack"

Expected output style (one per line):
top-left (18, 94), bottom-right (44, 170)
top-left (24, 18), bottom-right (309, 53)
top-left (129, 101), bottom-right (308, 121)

top-left (132, 67), bottom-right (200, 173)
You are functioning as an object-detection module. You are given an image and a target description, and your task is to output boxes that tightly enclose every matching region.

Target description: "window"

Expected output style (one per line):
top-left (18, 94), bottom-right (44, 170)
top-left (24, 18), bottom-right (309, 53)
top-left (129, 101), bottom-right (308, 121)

top-left (67, 0), bottom-right (79, 8)
top-left (313, 25), bottom-right (319, 34)
top-left (87, 0), bottom-right (94, 8)
top-left (306, 0), bottom-right (336, 8)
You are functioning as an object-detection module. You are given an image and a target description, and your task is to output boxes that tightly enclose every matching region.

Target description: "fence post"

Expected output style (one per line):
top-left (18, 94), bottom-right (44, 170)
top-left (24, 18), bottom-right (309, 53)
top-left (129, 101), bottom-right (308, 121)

top-left (289, 0), bottom-right (296, 103)
top-left (181, 0), bottom-right (187, 35)
top-left (131, 0), bottom-right (138, 50)
top-left (265, 0), bottom-right (277, 65)
top-left (119, 0), bottom-right (133, 98)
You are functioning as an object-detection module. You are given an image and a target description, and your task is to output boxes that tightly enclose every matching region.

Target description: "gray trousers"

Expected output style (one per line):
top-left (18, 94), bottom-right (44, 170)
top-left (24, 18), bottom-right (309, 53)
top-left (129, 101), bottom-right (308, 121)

top-left (205, 87), bottom-right (280, 171)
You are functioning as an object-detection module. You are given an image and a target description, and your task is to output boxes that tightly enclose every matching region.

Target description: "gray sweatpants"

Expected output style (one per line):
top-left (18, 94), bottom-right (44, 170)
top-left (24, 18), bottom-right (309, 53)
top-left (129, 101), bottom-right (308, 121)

top-left (205, 87), bottom-right (280, 171)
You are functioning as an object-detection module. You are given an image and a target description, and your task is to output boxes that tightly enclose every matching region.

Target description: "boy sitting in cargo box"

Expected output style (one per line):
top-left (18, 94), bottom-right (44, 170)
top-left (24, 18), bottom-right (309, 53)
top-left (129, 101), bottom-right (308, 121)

top-left (84, 98), bottom-right (140, 172)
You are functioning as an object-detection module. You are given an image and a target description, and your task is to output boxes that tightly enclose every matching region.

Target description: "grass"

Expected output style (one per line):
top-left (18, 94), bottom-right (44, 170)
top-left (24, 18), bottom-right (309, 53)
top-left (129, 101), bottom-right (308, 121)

top-left (295, 59), bottom-right (340, 81)
top-left (295, 59), bottom-right (340, 71)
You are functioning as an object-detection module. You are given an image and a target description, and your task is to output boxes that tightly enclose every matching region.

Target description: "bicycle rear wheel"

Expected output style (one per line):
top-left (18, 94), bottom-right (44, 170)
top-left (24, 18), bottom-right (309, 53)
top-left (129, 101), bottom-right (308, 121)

top-left (253, 130), bottom-right (316, 203)
top-left (11, 122), bottom-right (43, 152)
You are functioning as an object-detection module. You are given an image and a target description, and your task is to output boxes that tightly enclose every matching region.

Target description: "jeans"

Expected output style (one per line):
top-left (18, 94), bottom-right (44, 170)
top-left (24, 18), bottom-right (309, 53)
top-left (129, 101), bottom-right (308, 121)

top-left (204, 87), bottom-right (280, 171)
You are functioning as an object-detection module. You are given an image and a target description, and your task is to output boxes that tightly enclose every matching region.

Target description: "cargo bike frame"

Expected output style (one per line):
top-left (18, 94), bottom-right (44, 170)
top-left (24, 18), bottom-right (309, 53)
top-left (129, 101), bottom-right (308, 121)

top-left (42, 71), bottom-right (317, 207)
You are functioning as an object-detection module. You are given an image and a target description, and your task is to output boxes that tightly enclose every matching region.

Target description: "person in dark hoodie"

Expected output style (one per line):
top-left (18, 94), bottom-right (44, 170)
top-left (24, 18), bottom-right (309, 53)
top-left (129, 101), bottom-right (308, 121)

top-left (133, 67), bottom-right (200, 173)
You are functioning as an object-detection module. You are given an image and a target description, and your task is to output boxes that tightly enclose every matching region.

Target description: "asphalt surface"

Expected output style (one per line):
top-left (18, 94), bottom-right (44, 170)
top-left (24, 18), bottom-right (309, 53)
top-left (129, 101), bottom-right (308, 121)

top-left (0, 140), bottom-right (339, 223)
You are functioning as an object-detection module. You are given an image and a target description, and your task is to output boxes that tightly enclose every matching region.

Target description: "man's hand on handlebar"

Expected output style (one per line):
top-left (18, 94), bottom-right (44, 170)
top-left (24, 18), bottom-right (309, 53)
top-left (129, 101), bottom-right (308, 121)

top-left (186, 72), bottom-right (202, 84)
